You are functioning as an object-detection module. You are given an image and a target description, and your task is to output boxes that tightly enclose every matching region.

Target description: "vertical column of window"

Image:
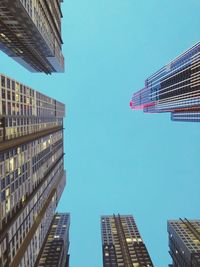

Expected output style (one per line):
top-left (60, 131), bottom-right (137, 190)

top-left (0, 154), bottom-right (5, 227)
top-left (0, 76), bottom-right (5, 141)
top-left (114, 216), bottom-right (133, 266)
top-left (32, 89), bottom-right (37, 117)
top-left (0, 76), bottom-right (2, 116)
top-left (1, 76), bottom-right (6, 116)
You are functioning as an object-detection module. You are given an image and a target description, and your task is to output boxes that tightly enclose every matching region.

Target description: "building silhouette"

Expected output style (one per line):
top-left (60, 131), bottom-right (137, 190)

top-left (101, 214), bottom-right (153, 267)
top-left (36, 213), bottom-right (70, 267)
top-left (168, 218), bottom-right (200, 267)
top-left (0, 73), bottom-right (66, 267)
top-left (130, 42), bottom-right (200, 122)
top-left (0, 0), bottom-right (64, 74)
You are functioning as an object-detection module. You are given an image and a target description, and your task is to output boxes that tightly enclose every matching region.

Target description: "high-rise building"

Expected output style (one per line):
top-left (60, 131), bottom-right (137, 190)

top-left (0, 0), bottom-right (64, 74)
top-left (0, 73), bottom-right (66, 267)
top-left (36, 213), bottom-right (70, 267)
top-left (101, 214), bottom-right (153, 267)
top-left (168, 218), bottom-right (200, 266)
top-left (130, 42), bottom-right (200, 122)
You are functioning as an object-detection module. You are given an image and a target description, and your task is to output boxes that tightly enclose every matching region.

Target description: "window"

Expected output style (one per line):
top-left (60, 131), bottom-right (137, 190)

top-left (7, 78), bottom-right (10, 89)
top-left (2, 89), bottom-right (5, 99)
top-left (12, 81), bottom-right (15, 91)
top-left (1, 76), bottom-right (5, 87)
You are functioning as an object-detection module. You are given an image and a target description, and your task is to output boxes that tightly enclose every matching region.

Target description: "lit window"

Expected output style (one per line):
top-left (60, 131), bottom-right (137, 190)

top-left (6, 188), bottom-right (10, 197)
top-left (9, 158), bottom-right (14, 172)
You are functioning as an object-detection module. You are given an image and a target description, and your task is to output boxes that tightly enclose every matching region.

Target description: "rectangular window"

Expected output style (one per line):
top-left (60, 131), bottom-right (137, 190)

top-left (12, 81), bottom-right (15, 91)
top-left (2, 101), bottom-right (6, 114)
top-left (1, 76), bottom-right (5, 87)
top-left (2, 89), bottom-right (5, 99)
top-left (7, 78), bottom-right (10, 89)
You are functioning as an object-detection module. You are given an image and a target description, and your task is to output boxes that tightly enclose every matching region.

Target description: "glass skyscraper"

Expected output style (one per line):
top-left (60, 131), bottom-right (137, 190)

top-left (101, 214), bottom-right (153, 267)
top-left (168, 218), bottom-right (200, 266)
top-left (0, 73), bottom-right (67, 267)
top-left (36, 213), bottom-right (70, 267)
top-left (0, 0), bottom-right (64, 73)
top-left (130, 42), bottom-right (200, 122)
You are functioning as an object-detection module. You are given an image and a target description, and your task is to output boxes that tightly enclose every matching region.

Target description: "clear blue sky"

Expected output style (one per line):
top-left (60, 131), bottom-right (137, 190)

top-left (1, 0), bottom-right (200, 266)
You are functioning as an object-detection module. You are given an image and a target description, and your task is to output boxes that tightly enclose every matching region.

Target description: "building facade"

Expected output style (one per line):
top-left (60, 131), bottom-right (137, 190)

top-left (101, 214), bottom-right (153, 267)
top-left (0, 73), bottom-right (66, 267)
top-left (130, 42), bottom-right (200, 122)
top-left (36, 213), bottom-right (70, 267)
top-left (168, 219), bottom-right (200, 267)
top-left (0, 0), bottom-right (64, 74)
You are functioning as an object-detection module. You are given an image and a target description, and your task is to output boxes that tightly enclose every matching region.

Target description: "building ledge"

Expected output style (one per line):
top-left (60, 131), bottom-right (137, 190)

top-left (0, 154), bottom-right (65, 243)
top-left (0, 126), bottom-right (63, 153)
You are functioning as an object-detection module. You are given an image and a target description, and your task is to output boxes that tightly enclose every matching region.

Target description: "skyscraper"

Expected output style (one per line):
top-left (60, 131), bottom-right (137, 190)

top-left (168, 218), bottom-right (200, 267)
top-left (36, 213), bottom-right (70, 267)
top-left (101, 214), bottom-right (153, 267)
top-left (0, 73), bottom-right (66, 267)
top-left (130, 42), bottom-right (200, 122)
top-left (0, 0), bottom-right (64, 74)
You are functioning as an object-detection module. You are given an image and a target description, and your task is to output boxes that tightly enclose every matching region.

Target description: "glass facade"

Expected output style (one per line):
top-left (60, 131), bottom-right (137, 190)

top-left (171, 111), bottom-right (200, 122)
top-left (0, 74), bottom-right (66, 267)
top-left (130, 42), bottom-right (200, 122)
top-left (0, 0), bottom-right (64, 73)
top-left (0, 74), bottom-right (64, 142)
top-left (168, 219), bottom-right (200, 267)
top-left (37, 213), bottom-right (70, 267)
top-left (101, 214), bottom-right (153, 267)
